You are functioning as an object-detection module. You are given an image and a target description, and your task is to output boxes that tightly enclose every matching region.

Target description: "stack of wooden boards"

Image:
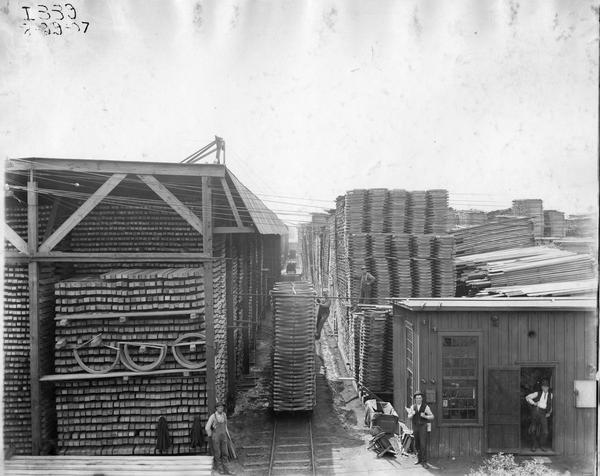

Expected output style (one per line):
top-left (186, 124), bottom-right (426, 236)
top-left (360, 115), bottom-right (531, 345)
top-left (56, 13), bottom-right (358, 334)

top-left (69, 204), bottom-right (203, 252)
top-left (53, 267), bottom-right (207, 455)
top-left (512, 199), bottom-right (544, 237)
top-left (355, 307), bottom-right (394, 397)
top-left (271, 281), bottom-right (316, 412)
top-left (455, 246), bottom-right (596, 296)
top-left (55, 268), bottom-right (204, 314)
top-left (544, 210), bottom-right (566, 237)
top-left (3, 204), bottom-right (58, 455)
top-left (452, 217), bottom-right (534, 256)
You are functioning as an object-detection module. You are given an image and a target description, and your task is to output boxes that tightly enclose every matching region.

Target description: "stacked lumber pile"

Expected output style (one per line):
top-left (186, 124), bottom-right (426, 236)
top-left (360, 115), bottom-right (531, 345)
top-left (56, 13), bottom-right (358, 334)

top-left (53, 268), bottom-right (206, 455)
top-left (55, 376), bottom-right (206, 455)
top-left (368, 189), bottom-right (388, 233)
top-left (426, 189), bottom-right (449, 234)
top-left (452, 217), bottom-right (534, 256)
top-left (455, 246), bottom-right (596, 296)
top-left (554, 238), bottom-right (596, 255)
top-left (407, 191), bottom-right (427, 234)
top-left (512, 199), bottom-right (544, 237)
top-left (69, 204), bottom-right (204, 252)
top-left (390, 234), bottom-right (412, 297)
top-left (544, 210), bottom-right (566, 238)
top-left (566, 214), bottom-right (596, 237)
top-left (388, 189), bottom-right (408, 233)
top-left (55, 269), bottom-right (204, 314)
top-left (3, 204), bottom-right (59, 454)
top-left (476, 279), bottom-right (597, 297)
top-left (370, 233), bottom-right (393, 301)
top-left (271, 281), bottom-right (316, 412)
top-left (345, 190), bottom-right (368, 234)
top-left (433, 235), bottom-right (456, 297)
top-left (358, 308), bottom-right (394, 396)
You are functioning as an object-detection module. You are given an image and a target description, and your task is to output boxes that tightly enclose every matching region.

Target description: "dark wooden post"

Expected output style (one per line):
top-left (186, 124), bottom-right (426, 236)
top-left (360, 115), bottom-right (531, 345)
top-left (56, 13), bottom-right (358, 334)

top-left (241, 239), bottom-right (250, 374)
top-left (27, 172), bottom-right (41, 455)
top-left (202, 176), bottom-right (215, 414)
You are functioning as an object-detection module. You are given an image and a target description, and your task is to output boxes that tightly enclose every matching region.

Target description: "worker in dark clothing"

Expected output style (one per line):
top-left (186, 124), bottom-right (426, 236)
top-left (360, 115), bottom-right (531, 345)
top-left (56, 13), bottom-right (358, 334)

top-left (526, 379), bottom-right (553, 452)
top-left (406, 392), bottom-right (434, 467)
top-left (315, 290), bottom-right (331, 340)
top-left (358, 265), bottom-right (376, 304)
top-left (205, 402), bottom-right (232, 474)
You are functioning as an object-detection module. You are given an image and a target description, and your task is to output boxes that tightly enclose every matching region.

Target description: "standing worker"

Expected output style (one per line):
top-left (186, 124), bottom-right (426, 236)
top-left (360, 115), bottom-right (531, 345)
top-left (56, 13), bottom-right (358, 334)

top-left (205, 402), bottom-right (232, 475)
top-left (406, 391), bottom-right (434, 467)
top-left (315, 290), bottom-right (331, 340)
top-left (525, 379), bottom-right (553, 452)
top-left (358, 265), bottom-right (376, 305)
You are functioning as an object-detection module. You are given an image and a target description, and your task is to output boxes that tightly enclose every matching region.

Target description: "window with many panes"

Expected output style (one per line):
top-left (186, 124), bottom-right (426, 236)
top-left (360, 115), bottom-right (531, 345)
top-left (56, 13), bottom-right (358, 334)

top-left (441, 334), bottom-right (479, 422)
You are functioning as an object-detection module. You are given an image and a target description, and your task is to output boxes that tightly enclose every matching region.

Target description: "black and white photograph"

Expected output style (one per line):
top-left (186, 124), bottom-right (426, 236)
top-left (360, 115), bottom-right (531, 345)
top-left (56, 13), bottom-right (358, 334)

top-left (1, 1), bottom-right (598, 475)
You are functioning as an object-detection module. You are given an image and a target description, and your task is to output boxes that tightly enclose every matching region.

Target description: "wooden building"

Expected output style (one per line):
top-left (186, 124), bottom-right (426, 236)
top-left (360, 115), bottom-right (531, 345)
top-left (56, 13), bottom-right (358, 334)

top-left (392, 298), bottom-right (597, 458)
top-left (3, 157), bottom-right (287, 456)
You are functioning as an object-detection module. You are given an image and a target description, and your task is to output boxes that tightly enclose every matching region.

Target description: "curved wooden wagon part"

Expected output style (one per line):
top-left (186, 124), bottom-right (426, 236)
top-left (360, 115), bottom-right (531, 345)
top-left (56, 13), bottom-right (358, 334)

top-left (171, 332), bottom-right (206, 370)
top-left (119, 342), bottom-right (168, 372)
top-left (72, 334), bottom-right (121, 374)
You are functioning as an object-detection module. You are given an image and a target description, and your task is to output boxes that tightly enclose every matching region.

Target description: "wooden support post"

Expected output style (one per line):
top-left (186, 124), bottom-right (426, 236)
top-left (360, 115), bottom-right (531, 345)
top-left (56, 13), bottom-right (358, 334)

top-left (225, 235), bottom-right (236, 406)
top-left (202, 176), bottom-right (216, 415)
top-left (27, 173), bottom-right (41, 455)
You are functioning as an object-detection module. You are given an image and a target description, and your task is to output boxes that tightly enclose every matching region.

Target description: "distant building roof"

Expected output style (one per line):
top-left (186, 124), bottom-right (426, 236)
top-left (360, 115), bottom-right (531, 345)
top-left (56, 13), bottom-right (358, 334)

top-left (393, 297), bottom-right (597, 312)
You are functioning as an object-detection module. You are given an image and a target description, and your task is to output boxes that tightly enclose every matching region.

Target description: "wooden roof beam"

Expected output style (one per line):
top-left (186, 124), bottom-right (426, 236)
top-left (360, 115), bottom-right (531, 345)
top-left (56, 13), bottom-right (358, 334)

top-left (137, 174), bottom-right (204, 236)
top-left (39, 173), bottom-right (126, 252)
top-left (6, 158), bottom-right (226, 177)
top-left (220, 177), bottom-right (244, 228)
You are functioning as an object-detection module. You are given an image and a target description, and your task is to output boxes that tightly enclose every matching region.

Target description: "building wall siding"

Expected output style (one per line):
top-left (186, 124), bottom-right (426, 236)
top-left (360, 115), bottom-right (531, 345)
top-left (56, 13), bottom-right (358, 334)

top-left (394, 307), bottom-right (597, 458)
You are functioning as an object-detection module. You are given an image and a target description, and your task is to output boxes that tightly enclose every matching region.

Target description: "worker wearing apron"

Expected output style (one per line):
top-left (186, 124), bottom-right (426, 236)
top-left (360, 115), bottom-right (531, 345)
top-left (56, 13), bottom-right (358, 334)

top-left (205, 402), bottom-right (231, 474)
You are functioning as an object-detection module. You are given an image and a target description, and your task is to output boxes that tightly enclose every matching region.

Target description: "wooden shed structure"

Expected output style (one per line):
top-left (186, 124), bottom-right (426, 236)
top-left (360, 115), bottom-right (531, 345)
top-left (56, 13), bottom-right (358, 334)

top-left (392, 298), bottom-right (598, 458)
top-left (3, 157), bottom-right (287, 456)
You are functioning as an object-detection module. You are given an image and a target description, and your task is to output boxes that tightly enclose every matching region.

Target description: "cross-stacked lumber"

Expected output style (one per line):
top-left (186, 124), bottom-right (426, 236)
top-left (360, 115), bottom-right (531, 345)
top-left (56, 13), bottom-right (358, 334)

top-left (53, 268), bottom-right (207, 455)
top-left (544, 210), bottom-right (566, 238)
top-left (513, 199), bottom-right (544, 237)
top-left (69, 204), bottom-right (204, 252)
top-left (357, 308), bottom-right (394, 396)
top-left (452, 217), bottom-right (534, 256)
top-left (271, 281), bottom-right (317, 412)
top-left (426, 189), bottom-right (449, 234)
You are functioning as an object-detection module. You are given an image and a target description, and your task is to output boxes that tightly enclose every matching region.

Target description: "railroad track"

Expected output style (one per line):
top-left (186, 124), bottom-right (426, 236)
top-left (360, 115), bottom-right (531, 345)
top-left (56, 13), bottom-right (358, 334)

top-left (241, 413), bottom-right (316, 475)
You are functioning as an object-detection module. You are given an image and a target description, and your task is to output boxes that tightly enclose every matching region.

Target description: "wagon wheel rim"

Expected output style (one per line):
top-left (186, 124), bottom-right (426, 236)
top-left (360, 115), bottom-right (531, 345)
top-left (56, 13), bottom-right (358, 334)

top-left (73, 344), bottom-right (121, 374)
top-left (121, 343), bottom-right (168, 372)
top-left (171, 332), bottom-right (205, 369)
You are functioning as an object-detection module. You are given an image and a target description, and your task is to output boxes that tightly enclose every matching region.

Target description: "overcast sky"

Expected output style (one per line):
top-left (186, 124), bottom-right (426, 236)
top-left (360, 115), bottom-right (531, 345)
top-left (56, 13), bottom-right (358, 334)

top-left (1, 0), bottom-right (598, 229)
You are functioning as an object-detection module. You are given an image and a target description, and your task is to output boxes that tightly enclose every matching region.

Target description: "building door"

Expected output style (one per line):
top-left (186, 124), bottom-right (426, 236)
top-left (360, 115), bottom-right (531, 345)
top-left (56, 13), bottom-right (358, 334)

top-left (487, 368), bottom-right (520, 452)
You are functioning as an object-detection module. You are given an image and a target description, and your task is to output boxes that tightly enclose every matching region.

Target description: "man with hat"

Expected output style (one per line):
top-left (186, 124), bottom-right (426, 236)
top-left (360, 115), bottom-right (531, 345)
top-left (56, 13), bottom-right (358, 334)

top-left (315, 290), bottom-right (331, 340)
top-left (526, 379), bottom-right (553, 452)
top-left (358, 265), bottom-right (376, 305)
top-left (205, 401), bottom-right (232, 474)
top-left (406, 391), bottom-right (434, 467)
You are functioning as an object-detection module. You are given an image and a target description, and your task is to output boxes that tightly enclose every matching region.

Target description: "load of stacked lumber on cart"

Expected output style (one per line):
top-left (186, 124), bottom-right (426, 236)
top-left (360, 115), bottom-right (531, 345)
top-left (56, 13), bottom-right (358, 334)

top-left (455, 246), bottom-right (596, 296)
top-left (270, 281), bottom-right (317, 412)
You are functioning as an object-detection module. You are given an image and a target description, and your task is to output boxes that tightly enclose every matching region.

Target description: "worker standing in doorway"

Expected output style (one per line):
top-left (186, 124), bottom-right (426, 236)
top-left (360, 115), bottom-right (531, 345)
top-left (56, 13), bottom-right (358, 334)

top-left (315, 290), bottom-right (331, 340)
top-left (358, 265), bottom-right (376, 304)
top-left (526, 379), bottom-right (553, 452)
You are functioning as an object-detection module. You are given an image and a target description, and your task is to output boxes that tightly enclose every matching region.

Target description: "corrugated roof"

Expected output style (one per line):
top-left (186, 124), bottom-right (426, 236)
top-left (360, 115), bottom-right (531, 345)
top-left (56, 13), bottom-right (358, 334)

top-left (226, 170), bottom-right (288, 236)
top-left (393, 297), bottom-right (597, 312)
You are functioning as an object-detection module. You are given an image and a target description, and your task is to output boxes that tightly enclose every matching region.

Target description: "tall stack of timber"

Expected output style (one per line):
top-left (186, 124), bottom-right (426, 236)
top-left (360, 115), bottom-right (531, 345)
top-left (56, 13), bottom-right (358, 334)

top-left (411, 235), bottom-right (434, 297)
top-left (52, 268), bottom-right (207, 455)
top-left (433, 235), bottom-right (456, 297)
top-left (3, 204), bottom-right (58, 455)
top-left (425, 189), bottom-right (449, 234)
top-left (390, 233), bottom-right (412, 297)
top-left (544, 210), bottom-right (566, 238)
top-left (357, 307), bottom-right (394, 397)
top-left (452, 216), bottom-right (534, 256)
top-left (512, 199), bottom-right (544, 237)
top-left (407, 191), bottom-right (427, 234)
top-left (388, 189), bottom-right (408, 233)
top-left (271, 281), bottom-right (317, 412)
top-left (566, 214), bottom-right (597, 237)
